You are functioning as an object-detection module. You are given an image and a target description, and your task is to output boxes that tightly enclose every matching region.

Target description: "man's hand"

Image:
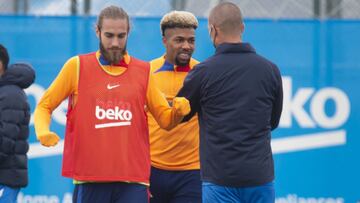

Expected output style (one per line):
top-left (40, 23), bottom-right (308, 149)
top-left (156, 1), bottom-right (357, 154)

top-left (37, 131), bottom-right (60, 147)
top-left (172, 97), bottom-right (191, 116)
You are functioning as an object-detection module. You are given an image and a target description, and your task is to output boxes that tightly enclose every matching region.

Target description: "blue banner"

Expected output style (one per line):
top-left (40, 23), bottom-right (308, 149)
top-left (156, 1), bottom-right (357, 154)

top-left (0, 16), bottom-right (359, 202)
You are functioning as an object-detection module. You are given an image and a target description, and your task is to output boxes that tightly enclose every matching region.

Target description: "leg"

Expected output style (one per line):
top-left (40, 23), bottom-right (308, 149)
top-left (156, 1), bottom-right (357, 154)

top-left (75, 183), bottom-right (112, 203)
top-left (150, 167), bottom-right (170, 203)
top-left (0, 184), bottom-right (20, 203)
top-left (73, 184), bottom-right (79, 203)
top-left (243, 182), bottom-right (275, 203)
top-left (113, 182), bottom-right (148, 203)
top-left (170, 170), bottom-right (202, 203)
top-left (202, 182), bottom-right (239, 203)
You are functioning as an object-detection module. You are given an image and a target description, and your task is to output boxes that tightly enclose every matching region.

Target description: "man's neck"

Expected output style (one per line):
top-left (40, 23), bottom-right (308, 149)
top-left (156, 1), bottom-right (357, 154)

top-left (216, 33), bottom-right (242, 46)
top-left (164, 56), bottom-right (175, 65)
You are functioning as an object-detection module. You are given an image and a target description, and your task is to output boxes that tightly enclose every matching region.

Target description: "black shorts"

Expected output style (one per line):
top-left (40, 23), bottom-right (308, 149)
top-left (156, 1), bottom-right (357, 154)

top-left (149, 166), bottom-right (201, 203)
top-left (73, 182), bottom-right (148, 203)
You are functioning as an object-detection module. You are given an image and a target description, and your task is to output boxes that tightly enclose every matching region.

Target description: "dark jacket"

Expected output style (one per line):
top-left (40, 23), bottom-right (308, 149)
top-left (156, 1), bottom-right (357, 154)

top-left (177, 43), bottom-right (283, 187)
top-left (0, 63), bottom-right (35, 187)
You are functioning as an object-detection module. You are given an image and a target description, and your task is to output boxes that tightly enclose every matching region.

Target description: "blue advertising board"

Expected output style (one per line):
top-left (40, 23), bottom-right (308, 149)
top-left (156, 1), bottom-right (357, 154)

top-left (0, 16), bottom-right (359, 202)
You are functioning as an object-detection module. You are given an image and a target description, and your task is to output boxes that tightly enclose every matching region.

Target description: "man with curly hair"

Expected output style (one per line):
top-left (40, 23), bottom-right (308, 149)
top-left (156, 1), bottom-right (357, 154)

top-left (148, 11), bottom-right (201, 203)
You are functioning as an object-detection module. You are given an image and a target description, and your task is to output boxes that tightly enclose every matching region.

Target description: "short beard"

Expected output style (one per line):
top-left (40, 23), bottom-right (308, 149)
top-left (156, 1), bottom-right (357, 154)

top-left (99, 37), bottom-right (127, 65)
top-left (175, 57), bottom-right (189, 67)
top-left (175, 52), bottom-right (192, 66)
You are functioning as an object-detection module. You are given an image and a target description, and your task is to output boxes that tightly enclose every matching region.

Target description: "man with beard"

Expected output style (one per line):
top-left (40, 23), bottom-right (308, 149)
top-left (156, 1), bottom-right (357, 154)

top-left (34, 6), bottom-right (190, 203)
top-left (147, 11), bottom-right (201, 203)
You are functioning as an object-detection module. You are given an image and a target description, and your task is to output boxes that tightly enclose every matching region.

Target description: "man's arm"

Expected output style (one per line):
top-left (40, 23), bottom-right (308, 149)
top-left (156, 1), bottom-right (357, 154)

top-left (270, 65), bottom-right (283, 130)
top-left (146, 73), bottom-right (190, 131)
top-left (176, 63), bottom-right (205, 122)
top-left (34, 56), bottom-right (79, 146)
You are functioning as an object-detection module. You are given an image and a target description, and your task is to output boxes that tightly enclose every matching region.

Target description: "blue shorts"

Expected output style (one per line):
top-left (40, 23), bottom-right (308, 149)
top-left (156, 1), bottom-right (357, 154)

top-left (73, 182), bottom-right (148, 203)
top-left (202, 181), bottom-right (275, 203)
top-left (0, 184), bottom-right (20, 203)
top-left (150, 166), bottom-right (201, 203)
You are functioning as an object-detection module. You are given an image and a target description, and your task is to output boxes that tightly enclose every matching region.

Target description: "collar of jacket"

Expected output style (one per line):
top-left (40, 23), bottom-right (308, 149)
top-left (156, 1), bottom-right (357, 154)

top-left (154, 56), bottom-right (191, 73)
top-left (0, 63), bottom-right (35, 88)
top-left (215, 43), bottom-right (256, 55)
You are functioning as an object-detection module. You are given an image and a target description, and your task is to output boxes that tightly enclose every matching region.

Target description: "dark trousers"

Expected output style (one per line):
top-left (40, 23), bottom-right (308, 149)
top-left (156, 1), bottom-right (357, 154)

top-left (72, 182), bottom-right (148, 203)
top-left (150, 166), bottom-right (201, 203)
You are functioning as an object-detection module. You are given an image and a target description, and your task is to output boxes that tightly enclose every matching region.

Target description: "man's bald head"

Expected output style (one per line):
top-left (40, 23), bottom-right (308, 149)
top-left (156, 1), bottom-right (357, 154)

top-left (209, 2), bottom-right (243, 36)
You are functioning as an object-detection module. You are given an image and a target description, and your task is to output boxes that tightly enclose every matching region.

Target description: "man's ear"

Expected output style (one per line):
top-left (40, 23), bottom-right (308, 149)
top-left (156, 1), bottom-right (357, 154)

top-left (240, 23), bottom-right (245, 34)
top-left (95, 26), bottom-right (100, 38)
top-left (162, 36), bottom-right (167, 46)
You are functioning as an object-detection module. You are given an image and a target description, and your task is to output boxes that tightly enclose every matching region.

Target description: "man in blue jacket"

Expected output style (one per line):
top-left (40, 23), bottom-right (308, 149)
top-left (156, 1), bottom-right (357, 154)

top-left (0, 44), bottom-right (35, 203)
top-left (177, 2), bottom-right (283, 203)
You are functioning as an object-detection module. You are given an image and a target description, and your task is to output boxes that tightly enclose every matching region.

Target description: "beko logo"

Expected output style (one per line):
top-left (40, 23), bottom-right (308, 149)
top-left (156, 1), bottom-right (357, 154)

top-left (95, 106), bottom-right (133, 129)
top-left (272, 76), bottom-right (351, 154)
top-left (279, 76), bottom-right (350, 128)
